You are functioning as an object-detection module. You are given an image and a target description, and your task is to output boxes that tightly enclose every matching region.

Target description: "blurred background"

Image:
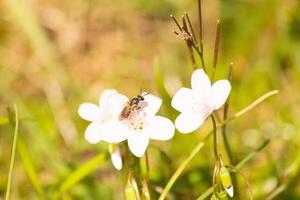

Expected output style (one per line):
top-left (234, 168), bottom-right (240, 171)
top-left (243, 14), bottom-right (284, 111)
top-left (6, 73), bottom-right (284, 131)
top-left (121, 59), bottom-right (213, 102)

top-left (0, 0), bottom-right (300, 199)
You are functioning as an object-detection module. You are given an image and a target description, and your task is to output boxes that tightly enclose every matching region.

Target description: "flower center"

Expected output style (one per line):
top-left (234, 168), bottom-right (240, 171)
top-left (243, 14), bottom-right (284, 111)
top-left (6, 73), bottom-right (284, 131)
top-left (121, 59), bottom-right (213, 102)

top-left (191, 96), bottom-right (212, 115)
top-left (122, 105), bottom-right (148, 132)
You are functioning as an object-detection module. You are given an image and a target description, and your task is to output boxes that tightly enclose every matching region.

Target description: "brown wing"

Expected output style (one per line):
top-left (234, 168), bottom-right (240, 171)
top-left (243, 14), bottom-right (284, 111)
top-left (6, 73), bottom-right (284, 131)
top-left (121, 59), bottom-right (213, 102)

top-left (119, 105), bottom-right (132, 121)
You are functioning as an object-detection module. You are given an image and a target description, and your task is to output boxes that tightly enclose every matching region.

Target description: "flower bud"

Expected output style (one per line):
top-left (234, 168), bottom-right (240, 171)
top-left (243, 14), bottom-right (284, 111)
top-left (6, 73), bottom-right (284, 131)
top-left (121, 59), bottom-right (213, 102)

top-left (220, 166), bottom-right (233, 197)
top-left (125, 173), bottom-right (141, 200)
top-left (109, 144), bottom-right (122, 170)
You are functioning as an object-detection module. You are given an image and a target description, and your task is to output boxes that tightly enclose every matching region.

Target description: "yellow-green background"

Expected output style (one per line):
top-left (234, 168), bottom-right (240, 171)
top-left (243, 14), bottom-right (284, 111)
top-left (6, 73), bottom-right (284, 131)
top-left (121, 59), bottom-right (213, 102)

top-left (0, 0), bottom-right (299, 199)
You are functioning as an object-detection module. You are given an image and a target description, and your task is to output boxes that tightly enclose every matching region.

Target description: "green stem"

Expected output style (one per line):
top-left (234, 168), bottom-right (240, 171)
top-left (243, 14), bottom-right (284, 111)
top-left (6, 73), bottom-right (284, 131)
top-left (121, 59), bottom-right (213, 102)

top-left (218, 90), bottom-right (279, 127)
top-left (158, 142), bottom-right (204, 200)
top-left (211, 115), bottom-right (218, 160)
top-left (5, 105), bottom-right (19, 200)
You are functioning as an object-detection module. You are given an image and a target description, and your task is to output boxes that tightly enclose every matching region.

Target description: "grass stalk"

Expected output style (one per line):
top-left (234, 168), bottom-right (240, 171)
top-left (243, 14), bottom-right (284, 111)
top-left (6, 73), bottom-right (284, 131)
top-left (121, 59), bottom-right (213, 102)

top-left (5, 105), bottom-right (19, 200)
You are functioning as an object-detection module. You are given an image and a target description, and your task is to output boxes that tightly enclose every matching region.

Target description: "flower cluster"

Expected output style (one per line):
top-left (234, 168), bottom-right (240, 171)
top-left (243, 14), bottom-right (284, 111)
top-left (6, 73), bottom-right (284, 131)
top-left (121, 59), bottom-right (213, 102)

top-left (78, 69), bottom-right (231, 162)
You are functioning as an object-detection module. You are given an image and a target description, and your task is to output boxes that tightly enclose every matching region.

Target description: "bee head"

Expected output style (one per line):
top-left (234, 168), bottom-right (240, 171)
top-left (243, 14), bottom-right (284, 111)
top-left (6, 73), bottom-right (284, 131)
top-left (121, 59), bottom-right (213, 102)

top-left (137, 95), bottom-right (144, 101)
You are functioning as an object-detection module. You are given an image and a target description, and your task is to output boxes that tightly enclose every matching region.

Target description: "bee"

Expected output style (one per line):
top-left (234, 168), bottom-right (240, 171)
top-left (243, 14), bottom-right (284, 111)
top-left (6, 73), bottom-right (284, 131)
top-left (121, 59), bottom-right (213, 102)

top-left (119, 93), bottom-right (149, 121)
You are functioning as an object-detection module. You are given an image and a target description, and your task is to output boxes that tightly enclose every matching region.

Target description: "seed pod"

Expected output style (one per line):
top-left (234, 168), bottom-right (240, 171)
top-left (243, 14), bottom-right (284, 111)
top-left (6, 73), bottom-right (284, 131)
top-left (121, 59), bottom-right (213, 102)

top-left (220, 166), bottom-right (233, 197)
top-left (125, 173), bottom-right (141, 200)
top-left (141, 179), bottom-right (150, 200)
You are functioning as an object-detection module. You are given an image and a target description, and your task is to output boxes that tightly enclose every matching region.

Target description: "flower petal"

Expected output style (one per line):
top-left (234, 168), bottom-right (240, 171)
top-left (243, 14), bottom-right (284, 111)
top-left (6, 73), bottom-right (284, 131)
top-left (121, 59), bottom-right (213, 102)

top-left (78, 103), bottom-right (102, 121)
top-left (175, 112), bottom-right (206, 134)
top-left (110, 148), bottom-right (122, 170)
top-left (101, 121), bottom-right (129, 143)
top-left (143, 93), bottom-right (162, 116)
top-left (99, 89), bottom-right (118, 108)
top-left (146, 116), bottom-right (175, 140)
top-left (191, 69), bottom-right (212, 100)
top-left (127, 131), bottom-right (149, 157)
top-left (107, 93), bottom-right (129, 117)
top-left (171, 88), bottom-right (194, 113)
top-left (84, 122), bottom-right (102, 144)
top-left (225, 186), bottom-right (234, 197)
top-left (211, 80), bottom-right (231, 109)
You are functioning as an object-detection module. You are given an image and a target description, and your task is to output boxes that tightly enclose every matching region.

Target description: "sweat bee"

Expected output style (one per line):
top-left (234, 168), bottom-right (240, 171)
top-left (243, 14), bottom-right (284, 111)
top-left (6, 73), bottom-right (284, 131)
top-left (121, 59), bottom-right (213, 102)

top-left (119, 93), bottom-right (149, 121)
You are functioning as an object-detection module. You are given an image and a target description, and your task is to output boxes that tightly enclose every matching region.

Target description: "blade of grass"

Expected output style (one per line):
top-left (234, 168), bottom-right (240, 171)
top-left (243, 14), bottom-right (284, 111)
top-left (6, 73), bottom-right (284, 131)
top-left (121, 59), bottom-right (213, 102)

top-left (53, 153), bottom-right (106, 199)
top-left (158, 142), bottom-right (204, 200)
top-left (5, 105), bottom-right (19, 200)
top-left (18, 139), bottom-right (46, 199)
top-left (153, 57), bottom-right (175, 120)
top-left (7, 107), bottom-right (46, 199)
top-left (196, 140), bottom-right (270, 200)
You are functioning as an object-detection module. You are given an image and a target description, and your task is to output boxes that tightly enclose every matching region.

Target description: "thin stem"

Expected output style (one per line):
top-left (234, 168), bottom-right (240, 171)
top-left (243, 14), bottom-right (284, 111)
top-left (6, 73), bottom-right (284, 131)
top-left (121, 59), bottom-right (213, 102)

top-left (221, 63), bottom-right (240, 198)
top-left (141, 150), bottom-right (152, 199)
top-left (170, 15), bottom-right (182, 31)
top-left (230, 90), bottom-right (279, 120)
top-left (197, 0), bottom-right (206, 71)
top-left (217, 90), bottom-right (279, 127)
top-left (212, 20), bottom-right (220, 82)
top-left (182, 15), bottom-right (196, 69)
top-left (5, 105), bottom-right (19, 200)
top-left (198, 0), bottom-right (206, 72)
top-left (145, 150), bottom-right (150, 180)
top-left (198, 0), bottom-right (204, 53)
top-left (266, 185), bottom-right (286, 200)
top-left (211, 115), bottom-right (218, 160)
top-left (158, 142), bottom-right (204, 200)
top-left (191, 43), bottom-right (206, 72)
top-left (184, 13), bottom-right (198, 44)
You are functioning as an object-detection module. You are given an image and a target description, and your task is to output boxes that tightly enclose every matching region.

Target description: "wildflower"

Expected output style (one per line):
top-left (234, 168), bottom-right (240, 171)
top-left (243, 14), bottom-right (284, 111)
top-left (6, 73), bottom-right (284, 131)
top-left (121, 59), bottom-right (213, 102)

top-left (103, 92), bottom-right (175, 157)
top-left (172, 69), bottom-right (231, 133)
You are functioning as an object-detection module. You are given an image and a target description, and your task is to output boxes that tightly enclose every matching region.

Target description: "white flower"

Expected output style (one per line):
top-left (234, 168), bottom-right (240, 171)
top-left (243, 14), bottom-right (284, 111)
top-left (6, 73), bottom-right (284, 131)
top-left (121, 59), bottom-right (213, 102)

top-left (78, 89), bottom-right (128, 144)
top-left (171, 69), bottom-right (231, 134)
top-left (103, 92), bottom-right (175, 157)
top-left (78, 89), bottom-right (175, 158)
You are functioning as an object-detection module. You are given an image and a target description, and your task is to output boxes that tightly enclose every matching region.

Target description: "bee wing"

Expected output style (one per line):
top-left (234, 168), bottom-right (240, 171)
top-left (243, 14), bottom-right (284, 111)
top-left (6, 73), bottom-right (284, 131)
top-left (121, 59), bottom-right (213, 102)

top-left (119, 103), bottom-right (131, 120)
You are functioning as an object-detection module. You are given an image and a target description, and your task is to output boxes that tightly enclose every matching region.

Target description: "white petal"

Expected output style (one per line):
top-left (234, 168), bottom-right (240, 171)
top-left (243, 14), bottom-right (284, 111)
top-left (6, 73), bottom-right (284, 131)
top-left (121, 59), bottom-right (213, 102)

top-left (110, 148), bottom-right (122, 170)
top-left (171, 88), bottom-right (194, 113)
top-left (127, 131), bottom-right (149, 157)
top-left (84, 122), bottom-right (102, 144)
top-left (101, 121), bottom-right (129, 143)
top-left (143, 93), bottom-right (162, 116)
top-left (107, 93), bottom-right (129, 117)
top-left (175, 112), bottom-right (206, 134)
top-left (99, 89), bottom-right (118, 108)
top-left (211, 80), bottom-right (231, 110)
top-left (225, 185), bottom-right (234, 197)
top-left (146, 116), bottom-right (175, 140)
top-left (78, 103), bottom-right (102, 121)
top-left (191, 69), bottom-right (212, 100)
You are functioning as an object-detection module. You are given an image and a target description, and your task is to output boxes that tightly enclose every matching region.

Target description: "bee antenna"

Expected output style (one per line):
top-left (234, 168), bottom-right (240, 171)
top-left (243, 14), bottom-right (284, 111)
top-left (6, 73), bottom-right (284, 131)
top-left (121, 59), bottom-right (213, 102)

top-left (139, 87), bottom-right (143, 95)
top-left (142, 92), bottom-right (150, 96)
